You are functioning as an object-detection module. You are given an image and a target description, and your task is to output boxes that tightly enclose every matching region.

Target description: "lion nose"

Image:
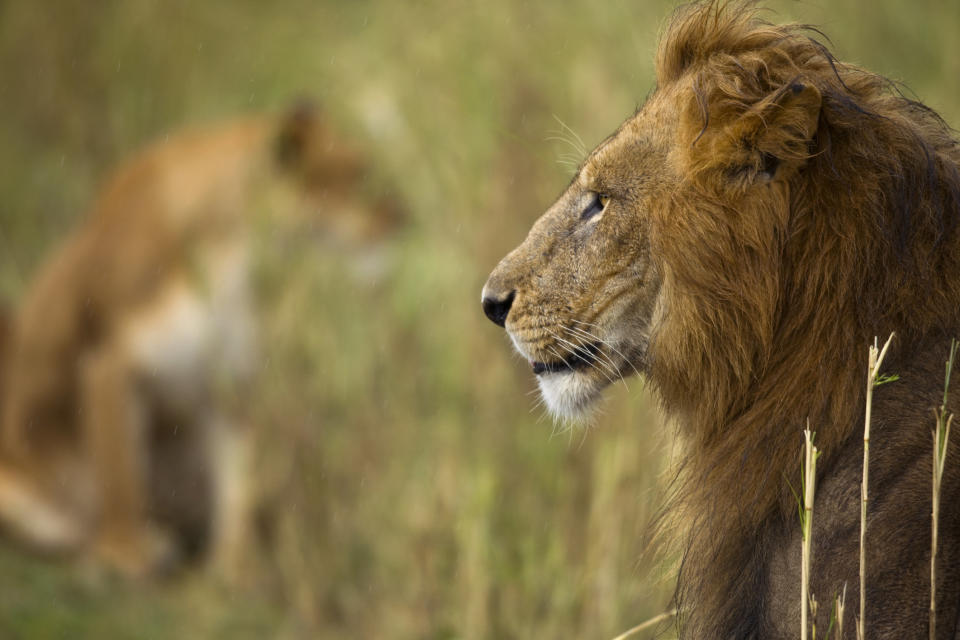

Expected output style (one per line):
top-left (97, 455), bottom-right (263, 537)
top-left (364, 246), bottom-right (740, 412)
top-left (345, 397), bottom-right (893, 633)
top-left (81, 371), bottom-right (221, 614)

top-left (482, 290), bottom-right (515, 328)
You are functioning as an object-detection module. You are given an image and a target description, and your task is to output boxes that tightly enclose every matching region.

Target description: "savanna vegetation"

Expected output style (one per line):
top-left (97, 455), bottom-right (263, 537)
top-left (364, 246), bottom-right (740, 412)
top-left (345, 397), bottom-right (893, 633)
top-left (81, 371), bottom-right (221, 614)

top-left (0, 1), bottom-right (957, 638)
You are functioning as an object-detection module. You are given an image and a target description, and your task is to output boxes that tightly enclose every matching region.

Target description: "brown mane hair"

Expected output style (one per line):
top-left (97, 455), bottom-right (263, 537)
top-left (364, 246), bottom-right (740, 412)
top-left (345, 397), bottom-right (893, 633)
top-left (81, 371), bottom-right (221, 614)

top-left (649, 2), bottom-right (960, 636)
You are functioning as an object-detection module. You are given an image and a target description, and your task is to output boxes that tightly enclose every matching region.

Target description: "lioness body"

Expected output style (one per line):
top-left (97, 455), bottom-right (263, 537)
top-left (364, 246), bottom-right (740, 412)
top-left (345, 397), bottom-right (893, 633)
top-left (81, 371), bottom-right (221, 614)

top-left (484, 2), bottom-right (960, 637)
top-left (0, 109), bottom-right (397, 577)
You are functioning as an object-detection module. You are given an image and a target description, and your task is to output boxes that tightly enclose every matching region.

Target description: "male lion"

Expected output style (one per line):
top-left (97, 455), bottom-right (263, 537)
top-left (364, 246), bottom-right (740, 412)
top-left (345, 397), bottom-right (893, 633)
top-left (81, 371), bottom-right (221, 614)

top-left (0, 105), bottom-right (402, 579)
top-left (483, 2), bottom-right (960, 637)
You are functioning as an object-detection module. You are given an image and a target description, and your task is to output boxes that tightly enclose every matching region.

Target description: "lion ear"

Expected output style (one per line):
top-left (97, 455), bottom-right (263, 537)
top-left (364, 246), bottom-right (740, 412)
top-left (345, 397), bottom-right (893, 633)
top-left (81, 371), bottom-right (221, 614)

top-left (734, 80), bottom-right (821, 182)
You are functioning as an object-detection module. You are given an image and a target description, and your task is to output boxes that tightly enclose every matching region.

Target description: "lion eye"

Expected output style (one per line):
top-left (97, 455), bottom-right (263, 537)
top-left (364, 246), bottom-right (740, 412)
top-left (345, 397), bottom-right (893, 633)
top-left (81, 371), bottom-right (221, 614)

top-left (581, 193), bottom-right (610, 221)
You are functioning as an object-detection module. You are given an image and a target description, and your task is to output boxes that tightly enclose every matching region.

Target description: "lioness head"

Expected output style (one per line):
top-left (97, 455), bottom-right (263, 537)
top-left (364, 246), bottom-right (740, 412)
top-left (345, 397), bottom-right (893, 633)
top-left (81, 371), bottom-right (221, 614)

top-left (274, 102), bottom-right (406, 244)
top-left (482, 6), bottom-right (822, 421)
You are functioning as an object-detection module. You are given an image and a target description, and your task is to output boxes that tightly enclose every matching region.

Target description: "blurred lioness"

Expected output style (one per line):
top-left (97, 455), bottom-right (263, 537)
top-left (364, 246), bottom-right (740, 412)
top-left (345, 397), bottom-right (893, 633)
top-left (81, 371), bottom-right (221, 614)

top-left (0, 105), bottom-right (402, 579)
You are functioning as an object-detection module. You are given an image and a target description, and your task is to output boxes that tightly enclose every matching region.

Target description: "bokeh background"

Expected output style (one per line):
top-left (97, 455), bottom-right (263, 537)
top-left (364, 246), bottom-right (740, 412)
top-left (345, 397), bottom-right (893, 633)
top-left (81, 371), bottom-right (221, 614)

top-left (0, 1), bottom-right (958, 638)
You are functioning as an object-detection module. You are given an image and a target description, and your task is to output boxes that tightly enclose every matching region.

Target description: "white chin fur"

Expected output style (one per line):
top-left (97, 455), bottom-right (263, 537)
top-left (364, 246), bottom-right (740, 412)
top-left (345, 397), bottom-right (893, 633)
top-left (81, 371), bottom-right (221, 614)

top-left (537, 371), bottom-right (603, 422)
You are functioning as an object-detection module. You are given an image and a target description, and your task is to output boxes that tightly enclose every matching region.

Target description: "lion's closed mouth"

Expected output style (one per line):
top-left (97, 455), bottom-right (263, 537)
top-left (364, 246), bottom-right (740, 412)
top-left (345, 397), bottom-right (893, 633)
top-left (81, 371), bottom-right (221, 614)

top-left (531, 342), bottom-right (601, 375)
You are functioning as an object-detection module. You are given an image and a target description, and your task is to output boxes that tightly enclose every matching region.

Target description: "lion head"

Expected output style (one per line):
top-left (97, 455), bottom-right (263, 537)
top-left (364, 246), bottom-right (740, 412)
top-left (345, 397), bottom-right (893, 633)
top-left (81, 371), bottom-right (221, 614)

top-left (482, 2), bottom-right (958, 429)
top-left (481, 4), bottom-right (829, 423)
top-left (273, 102), bottom-right (406, 245)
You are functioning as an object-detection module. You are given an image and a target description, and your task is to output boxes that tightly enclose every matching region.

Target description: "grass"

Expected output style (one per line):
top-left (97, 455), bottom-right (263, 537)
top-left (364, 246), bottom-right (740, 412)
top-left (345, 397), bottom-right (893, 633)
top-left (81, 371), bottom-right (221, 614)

top-left (857, 333), bottom-right (895, 638)
top-left (801, 427), bottom-right (819, 640)
top-left (834, 587), bottom-right (847, 640)
top-left (798, 334), bottom-right (953, 639)
top-left (930, 339), bottom-right (957, 640)
top-left (0, 1), bottom-right (958, 638)
top-left (0, 545), bottom-right (294, 640)
top-left (610, 608), bottom-right (678, 640)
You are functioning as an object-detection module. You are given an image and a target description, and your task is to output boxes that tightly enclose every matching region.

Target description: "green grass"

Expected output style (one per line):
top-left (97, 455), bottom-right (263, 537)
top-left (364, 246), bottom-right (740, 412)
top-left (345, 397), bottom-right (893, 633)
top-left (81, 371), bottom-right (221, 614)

top-left (0, 1), bottom-right (958, 638)
top-left (0, 546), bottom-right (293, 640)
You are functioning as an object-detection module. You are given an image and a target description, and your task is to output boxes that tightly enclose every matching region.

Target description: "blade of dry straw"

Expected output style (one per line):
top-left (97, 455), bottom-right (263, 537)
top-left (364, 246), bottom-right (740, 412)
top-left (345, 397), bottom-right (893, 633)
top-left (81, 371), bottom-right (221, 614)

top-left (801, 427), bottom-right (818, 640)
top-left (835, 584), bottom-right (846, 640)
top-left (858, 332), bottom-right (894, 639)
top-left (610, 608), bottom-right (678, 640)
top-left (930, 338), bottom-right (957, 640)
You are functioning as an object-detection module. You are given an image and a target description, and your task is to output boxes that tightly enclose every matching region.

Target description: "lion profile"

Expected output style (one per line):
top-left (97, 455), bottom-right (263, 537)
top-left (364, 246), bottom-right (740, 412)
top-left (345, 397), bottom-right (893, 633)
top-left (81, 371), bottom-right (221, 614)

top-left (483, 1), bottom-right (960, 636)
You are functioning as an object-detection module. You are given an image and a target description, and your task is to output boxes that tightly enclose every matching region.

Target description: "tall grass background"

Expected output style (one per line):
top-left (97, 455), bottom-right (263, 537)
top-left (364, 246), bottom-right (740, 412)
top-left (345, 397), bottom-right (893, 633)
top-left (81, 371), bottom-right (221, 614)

top-left (0, 1), bottom-right (957, 638)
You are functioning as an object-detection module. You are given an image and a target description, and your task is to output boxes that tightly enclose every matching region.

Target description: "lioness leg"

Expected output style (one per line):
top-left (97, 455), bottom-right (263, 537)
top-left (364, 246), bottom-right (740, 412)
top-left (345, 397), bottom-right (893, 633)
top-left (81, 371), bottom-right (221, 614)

top-left (205, 412), bottom-right (253, 584)
top-left (0, 463), bottom-right (85, 553)
top-left (81, 345), bottom-right (173, 578)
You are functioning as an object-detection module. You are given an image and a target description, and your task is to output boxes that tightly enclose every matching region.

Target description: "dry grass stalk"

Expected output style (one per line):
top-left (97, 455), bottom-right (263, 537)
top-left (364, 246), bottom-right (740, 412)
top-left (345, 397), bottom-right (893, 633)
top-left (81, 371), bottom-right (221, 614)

top-left (930, 339), bottom-right (957, 640)
top-left (609, 608), bottom-right (678, 640)
top-left (801, 426), bottom-right (819, 640)
top-left (809, 593), bottom-right (819, 640)
top-left (858, 333), bottom-right (895, 640)
top-left (930, 414), bottom-right (952, 640)
top-left (834, 585), bottom-right (846, 640)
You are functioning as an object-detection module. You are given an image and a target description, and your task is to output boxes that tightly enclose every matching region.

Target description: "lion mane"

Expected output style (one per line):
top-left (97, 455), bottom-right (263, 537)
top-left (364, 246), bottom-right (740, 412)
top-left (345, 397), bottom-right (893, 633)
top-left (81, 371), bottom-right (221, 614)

top-left (653, 2), bottom-right (960, 637)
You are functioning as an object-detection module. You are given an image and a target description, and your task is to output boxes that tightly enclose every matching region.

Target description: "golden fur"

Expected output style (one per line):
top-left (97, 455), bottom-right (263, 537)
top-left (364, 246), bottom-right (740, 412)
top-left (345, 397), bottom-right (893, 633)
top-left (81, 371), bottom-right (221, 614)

top-left (483, 2), bottom-right (960, 636)
top-left (0, 105), bottom-right (402, 578)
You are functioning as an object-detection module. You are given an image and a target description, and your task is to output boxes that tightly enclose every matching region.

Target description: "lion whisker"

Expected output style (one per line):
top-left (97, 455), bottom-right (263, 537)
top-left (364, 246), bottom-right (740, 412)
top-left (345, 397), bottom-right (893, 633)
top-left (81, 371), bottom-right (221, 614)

top-left (555, 328), bottom-right (628, 389)
top-left (549, 331), bottom-right (621, 388)
top-left (546, 409), bottom-right (575, 437)
top-left (569, 319), bottom-right (642, 377)
top-left (528, 394), bottom-right (546, 415)
top-left (554, 151), bottom-right (583, 170)
top-left (551, 114), bottom-right (588, 156)
top-left (566, 324), bottom-right (642, 379)
top-left (545, 134), bottom-right (585, 156)
top-left (562, 326), bottom-right (626, 377)
top-left (545, 344), bottom-right (579, 376)
top-left (548, 339), bottom-right (602, 380)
